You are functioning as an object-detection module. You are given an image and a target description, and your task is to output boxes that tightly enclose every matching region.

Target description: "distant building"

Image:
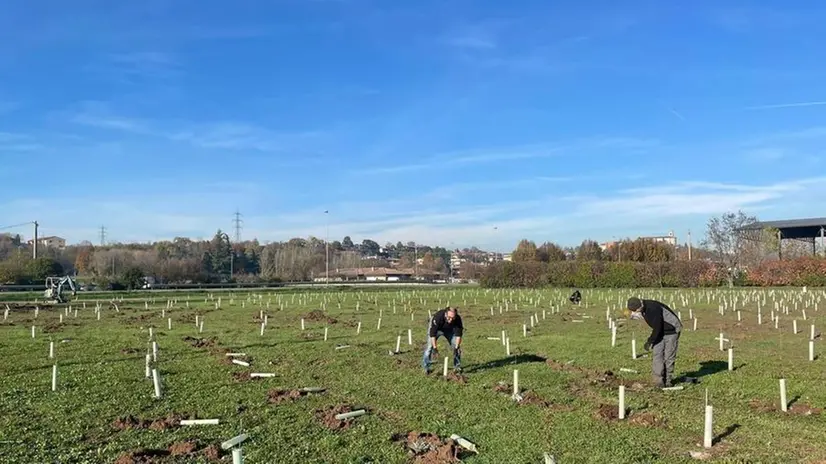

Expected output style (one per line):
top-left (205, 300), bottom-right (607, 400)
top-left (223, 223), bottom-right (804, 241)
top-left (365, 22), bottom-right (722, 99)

top-left (639, 231), bottom-right (677, 247)
top-left (601, 231), bottom-right (677, 250)
top-left (313, 266), bottom-right (445, 283)
top-left (28, 236), bottom-right (66, 249)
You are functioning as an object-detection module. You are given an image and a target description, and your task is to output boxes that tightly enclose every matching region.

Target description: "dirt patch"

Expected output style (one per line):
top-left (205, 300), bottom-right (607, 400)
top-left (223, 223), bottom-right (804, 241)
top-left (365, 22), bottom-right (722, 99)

top-left (168, 441), bottom-right (197, 456)
top-left (314, 405), bottom-right (365, 431)
top-left (112, 413), bottom-right (184, 431)
top-left (303, 309), bottom-right (338, 325)
top-left (124, 313), bottom-right (154, 324)
top-left (42, 323), bottom-right (65, 333)
top-left (392, 431), bottom-right (461, 464)
top-left (114, 442), bottom-right (221, 463)
top-left (120, 348), bottom-right (140, 355)
top-left (203, 445), bottom-right (221, 461)
top-left (492, 382), bottom-right (510, 393)
top-left (628, 411), bottom-right (667, 427)
top-left (4, 304), bottom-right (41, 312)
top-left (182, 336), bottom-right (216, 348)
top-left (595, 404), bottom-right (623, 421)
top-left (749, 398), bottom-right (822, 416)
top-left (545, 358), bottom-right (586, 373)
top-left (520, 391), bottom-right (553, 408)
top-left (586, 370), bottom-right (622, 388)
top-left (789, 403), bottom-right (822, 416)
top-left (443, 373), bottom-right (467, 384)
top-left (268, 389), bottom-right (304, 404)
top-left (232, 372), bottom-right (251, 382)
top-left (114, 448), bottom-right (168, 464)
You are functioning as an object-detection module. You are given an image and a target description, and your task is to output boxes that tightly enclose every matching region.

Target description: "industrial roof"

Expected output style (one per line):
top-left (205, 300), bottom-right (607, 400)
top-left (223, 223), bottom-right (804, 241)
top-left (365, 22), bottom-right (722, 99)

top-left (738, 217), bottom-right (826, 240)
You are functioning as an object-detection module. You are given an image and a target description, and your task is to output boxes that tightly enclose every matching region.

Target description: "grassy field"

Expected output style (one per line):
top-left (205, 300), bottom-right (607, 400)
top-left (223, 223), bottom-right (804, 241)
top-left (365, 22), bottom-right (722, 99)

top-left (0, 286), bottom-right (824, 463)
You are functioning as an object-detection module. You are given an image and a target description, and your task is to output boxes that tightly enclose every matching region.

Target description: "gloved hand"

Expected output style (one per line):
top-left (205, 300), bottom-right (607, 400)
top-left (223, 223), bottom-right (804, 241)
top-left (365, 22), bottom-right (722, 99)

top-left (644, 341), bottom-right (652, 351)
top-left (430, 347), bottom-right (439, 359)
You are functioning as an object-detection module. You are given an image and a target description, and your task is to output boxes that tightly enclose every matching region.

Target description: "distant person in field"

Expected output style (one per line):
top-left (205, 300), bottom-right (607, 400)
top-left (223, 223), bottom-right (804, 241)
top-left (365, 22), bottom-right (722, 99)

top-left (569, 290), bottom-right (582, 305)
top-left (626, 297), bottom-right (682, 388)
top-left (422, 307), bottom-right (464, 374)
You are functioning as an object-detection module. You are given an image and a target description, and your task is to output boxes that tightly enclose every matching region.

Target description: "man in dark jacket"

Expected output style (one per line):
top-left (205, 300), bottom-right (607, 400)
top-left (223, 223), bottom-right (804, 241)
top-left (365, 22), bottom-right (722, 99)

top-left (422, 307), bottom-right (463, 374)
top-left (627, 297), bottom-right (682, 387)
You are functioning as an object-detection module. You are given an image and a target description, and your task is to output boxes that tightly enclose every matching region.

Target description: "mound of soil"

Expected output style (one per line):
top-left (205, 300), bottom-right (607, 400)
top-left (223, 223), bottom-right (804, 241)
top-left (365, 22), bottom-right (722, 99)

top-left (168, 441), bottom-right (197, 456)
top-left (114, 448), bottom-right (168, 464)
top-left (595, 404), bottom-right (625, 421)
top-left (492, 382), bottom-right (510, 393)
top-left (392, 431), bottom-right (461, 464)
top-left (303, 309), bottom-right (338, 325)
top-left (628, 412), bottom-right (667, 427)
top-left (114, 442), bottom-right (221, 463)
top-left (232, 372), bottom-right (251, 381)
top-left (268, 389), bottom-right (304, 404)
top-left (182, 336), bottom-right (215, 348)
top-left (520, 391), bottom-right (552, 408)
top-left (545, 358), bottom-right (586, 373)
top-left (124, 314), bottom-right (153, 324)
top-left (749, 398), bottom-right (822, 416)
top-left (112, 413), bottom-right (184, 431)
top-left (120, 348), bottom-right (140, 355)
top-left (314, 405), bottom-right (364, 431)
top-left (443, 373), bottom-right (467, 384)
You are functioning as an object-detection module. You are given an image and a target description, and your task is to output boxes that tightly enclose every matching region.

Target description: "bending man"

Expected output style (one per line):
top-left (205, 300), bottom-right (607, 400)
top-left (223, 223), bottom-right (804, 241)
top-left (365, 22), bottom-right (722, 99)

top-left (422, 307), bottom-right (463, 374)
top-left (626, 297), bottom-right (682, 388)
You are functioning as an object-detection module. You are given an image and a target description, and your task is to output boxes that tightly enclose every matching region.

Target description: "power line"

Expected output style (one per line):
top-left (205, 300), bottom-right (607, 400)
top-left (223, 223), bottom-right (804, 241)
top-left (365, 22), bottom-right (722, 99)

top-left (232, 210), bottom-right (243, 243)
top-left (99, 226), bottom-right (107, 246)
top-left (0, 222), bottom-right (34, 231)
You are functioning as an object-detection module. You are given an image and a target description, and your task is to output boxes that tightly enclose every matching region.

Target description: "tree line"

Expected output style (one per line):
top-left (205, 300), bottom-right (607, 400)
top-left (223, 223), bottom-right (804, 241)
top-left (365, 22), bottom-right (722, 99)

top-left (481, 210), bottom-right (824, 288)
top-left (0, 230), bottom-right (453, 288)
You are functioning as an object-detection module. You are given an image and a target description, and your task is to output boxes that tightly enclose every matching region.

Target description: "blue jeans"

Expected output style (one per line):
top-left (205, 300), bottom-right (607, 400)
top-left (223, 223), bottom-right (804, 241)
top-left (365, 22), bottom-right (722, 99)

top-left (422, 330), bottom-right (461, 371)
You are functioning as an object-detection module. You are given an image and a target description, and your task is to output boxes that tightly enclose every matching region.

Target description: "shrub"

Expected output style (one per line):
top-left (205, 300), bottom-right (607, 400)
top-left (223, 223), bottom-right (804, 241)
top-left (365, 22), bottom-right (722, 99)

top-left (477, 259), bottom-right (823, 288)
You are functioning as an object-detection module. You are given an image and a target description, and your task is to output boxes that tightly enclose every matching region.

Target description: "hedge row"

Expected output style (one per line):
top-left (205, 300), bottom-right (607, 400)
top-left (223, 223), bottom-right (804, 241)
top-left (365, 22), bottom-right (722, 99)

top-left (479, 258), bottom-right (826, 288)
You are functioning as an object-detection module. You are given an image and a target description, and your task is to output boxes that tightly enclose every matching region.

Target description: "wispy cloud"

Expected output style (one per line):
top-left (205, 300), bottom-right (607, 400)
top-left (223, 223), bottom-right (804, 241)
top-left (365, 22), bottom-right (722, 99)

top-left (67, 101), bottom-right (328, 154)
top-left (575, 177), bottom-right (826, 218)
top-left (745, 101), bottom-right (826, 110)
top-left (0, 132), bottom-right (42, 152)
top-left (358, 143), bottom-right (562, 174)
top-left (359, 137), bottom-right (658, 175)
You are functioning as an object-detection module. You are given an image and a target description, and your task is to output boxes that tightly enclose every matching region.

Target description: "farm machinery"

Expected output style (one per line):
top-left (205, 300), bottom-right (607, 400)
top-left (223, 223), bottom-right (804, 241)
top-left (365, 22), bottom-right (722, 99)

top-left (44, 276), bottom-right (78, 303)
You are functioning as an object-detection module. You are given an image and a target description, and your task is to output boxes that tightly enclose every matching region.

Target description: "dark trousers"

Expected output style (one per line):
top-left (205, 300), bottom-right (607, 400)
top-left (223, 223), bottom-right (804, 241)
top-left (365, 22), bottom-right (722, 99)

top-left (652, 333), bottom-right (680, 385)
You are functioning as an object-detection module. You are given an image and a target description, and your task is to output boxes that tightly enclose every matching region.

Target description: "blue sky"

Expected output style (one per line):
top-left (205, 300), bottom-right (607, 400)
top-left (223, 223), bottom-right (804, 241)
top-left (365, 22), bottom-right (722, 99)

top-left (1, 1), bottom-right (826, 251)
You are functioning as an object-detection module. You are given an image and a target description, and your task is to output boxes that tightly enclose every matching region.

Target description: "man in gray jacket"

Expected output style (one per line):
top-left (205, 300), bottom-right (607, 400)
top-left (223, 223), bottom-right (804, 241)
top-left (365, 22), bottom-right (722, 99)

top-left (627, 297), bottom-right (682, 387)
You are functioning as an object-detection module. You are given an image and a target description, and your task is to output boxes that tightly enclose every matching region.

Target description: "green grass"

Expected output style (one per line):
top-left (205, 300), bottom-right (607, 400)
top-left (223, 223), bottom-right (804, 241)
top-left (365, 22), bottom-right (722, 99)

top-left (1, 287), bottom-right (824, 463)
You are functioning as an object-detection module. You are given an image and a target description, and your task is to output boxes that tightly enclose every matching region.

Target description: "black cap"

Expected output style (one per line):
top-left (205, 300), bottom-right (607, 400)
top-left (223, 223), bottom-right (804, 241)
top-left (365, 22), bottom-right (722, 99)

top-left (627, 297), bottom-right (642, 311)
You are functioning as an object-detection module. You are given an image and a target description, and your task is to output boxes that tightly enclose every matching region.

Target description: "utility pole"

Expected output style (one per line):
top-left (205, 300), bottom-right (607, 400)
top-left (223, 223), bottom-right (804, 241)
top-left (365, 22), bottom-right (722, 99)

top-left (32, 221), bottom-right (38, 259)
top-left (687, 229), bottom-right (692, 261)
top-left (99, 226), bottom-right (107, 246)
top-left (414, 242), bottom-right (418, 279)
top-left (324, 210), bottom-right (329, 287)
top-left (233, 210), bottom-right (243, 243)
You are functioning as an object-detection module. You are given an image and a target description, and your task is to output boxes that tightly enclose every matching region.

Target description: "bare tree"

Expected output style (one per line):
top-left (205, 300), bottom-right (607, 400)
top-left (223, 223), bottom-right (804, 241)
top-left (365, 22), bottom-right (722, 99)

top-left (703, 210), bottom-right (757, 286)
